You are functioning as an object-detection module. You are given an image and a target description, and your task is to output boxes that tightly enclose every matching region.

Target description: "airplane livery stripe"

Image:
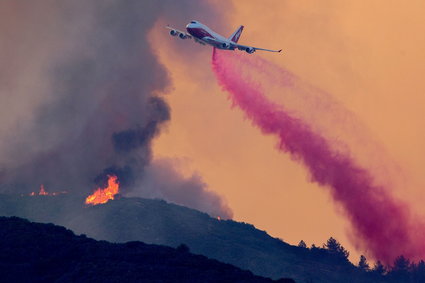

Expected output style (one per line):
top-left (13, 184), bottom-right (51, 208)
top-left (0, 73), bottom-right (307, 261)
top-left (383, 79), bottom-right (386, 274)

top-left (187, 27), bottom-right (213, 39)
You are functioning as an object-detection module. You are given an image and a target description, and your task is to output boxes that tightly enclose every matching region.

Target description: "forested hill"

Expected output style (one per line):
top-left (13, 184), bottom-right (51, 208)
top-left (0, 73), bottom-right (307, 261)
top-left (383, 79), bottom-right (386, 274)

top-left (1, 194), bottom-right (424, 282)
top-left (0, 194), bottom-right (350, 282)
top-left (0, 216), bottom-right (293, 283)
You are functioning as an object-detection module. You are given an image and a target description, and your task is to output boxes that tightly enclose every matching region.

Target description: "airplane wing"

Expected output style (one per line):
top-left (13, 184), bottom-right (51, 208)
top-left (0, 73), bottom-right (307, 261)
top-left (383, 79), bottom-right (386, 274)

top-left (204, 37), bottom-right (282, 53)
top-left (165, 25), bottom-right (192, 39)
top-left (236, 43), bottom-right (282, 53)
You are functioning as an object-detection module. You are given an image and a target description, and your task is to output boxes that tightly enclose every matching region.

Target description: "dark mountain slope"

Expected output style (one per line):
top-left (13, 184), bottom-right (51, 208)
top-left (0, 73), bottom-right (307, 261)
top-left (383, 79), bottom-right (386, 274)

top-left (0, 216), bottom-right (292, 283)
top-left (0, 194), bottom-right (376, 282)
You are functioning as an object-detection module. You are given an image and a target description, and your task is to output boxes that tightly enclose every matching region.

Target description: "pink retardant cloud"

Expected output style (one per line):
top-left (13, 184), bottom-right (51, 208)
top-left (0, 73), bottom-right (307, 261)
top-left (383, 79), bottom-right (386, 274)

top-left (212, 48), bottom-right (424, 263)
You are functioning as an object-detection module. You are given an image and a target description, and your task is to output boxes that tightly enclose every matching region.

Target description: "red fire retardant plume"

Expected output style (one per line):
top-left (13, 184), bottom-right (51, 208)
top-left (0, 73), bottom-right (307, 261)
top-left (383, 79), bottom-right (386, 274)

top-left (211, 48), bottom-right (424, 263)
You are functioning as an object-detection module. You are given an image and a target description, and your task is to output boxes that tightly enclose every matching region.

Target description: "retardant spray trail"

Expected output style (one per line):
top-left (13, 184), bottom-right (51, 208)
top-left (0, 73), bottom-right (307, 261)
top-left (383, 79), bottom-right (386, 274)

top-left (215, 48), bottom-right (401, 193)
top-left (212, 48), bottom-right (424, 263)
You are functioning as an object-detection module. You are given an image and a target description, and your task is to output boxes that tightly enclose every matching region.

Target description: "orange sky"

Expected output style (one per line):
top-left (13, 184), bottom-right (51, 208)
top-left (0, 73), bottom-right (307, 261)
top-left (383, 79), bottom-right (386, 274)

top-left (150, 1), bottom-right (425, 262)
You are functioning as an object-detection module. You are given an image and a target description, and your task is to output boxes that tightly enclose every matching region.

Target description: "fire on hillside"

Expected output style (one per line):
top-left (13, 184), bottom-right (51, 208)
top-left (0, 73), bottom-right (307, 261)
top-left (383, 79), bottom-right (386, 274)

top-left (85, 175), bottom-right (119, 206)
top-left (29, 185), bottom-right (67, 196)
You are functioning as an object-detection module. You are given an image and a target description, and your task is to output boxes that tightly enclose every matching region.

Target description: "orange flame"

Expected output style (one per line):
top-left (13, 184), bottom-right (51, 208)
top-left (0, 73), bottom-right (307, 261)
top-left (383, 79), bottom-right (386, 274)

top-left (85, 175), bottom-right (119, 205)
top-left (29, 184), bottom-right (65, 196)
top-left (39, 184), bottom-right (48, 195)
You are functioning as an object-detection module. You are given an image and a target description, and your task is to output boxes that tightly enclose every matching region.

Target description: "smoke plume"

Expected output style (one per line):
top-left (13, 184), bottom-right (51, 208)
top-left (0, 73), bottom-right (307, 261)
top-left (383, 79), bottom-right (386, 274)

top-left (0, 1), bottom-right (231, 218)
top-left (127, 158), bottom-right (233, 218)
top-left (212, 48), bottom-right (424, 262)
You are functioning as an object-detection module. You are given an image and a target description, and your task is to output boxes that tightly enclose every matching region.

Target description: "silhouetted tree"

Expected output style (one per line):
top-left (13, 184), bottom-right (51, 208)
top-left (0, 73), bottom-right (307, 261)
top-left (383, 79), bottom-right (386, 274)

top-left (372, 260), bottom-right (386, 275)
top-left (413, 260), bottom-right (425, 282)
top-left (298, 240), bottom-right (307, 248)
top-left (389, 255), bottom-right (411, 281)
top-left (358, 255), bottom-right (369, 271)
top-left (417, 260), bottom-right (425, 272)
top-left (324, 237), bottom-right (349, 261)
top-left (392, 255), bottom-right (410, 272)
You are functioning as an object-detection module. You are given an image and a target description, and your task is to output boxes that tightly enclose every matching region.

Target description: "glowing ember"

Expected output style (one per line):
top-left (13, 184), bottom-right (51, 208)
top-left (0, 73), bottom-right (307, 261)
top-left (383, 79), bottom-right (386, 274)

top-left (85, 175), bottom-right (119, 205)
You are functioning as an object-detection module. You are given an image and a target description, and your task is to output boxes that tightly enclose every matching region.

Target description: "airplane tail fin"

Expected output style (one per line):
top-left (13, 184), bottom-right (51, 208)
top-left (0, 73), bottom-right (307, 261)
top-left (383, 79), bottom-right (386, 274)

top-left (228, 25), bottom-right (244, 43)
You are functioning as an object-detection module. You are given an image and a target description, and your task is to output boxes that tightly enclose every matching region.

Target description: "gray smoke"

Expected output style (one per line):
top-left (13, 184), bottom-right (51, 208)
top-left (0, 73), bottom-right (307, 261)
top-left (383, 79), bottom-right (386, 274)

top-left (129, 158), bottom-right (233, 218)
top-left (0, 0), bottom-right (232, 218)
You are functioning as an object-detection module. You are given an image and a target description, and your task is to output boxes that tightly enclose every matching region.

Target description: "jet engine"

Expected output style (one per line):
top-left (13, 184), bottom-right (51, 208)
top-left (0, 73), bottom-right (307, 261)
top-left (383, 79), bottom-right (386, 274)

top-left (179, 33), bottom-right (187, 39)
top-left (245, 47), bottom-right (255, 54)
top-left (169, 30), bottom-right (178, 36)
top-left (221, 42), bottom-right (231, 49)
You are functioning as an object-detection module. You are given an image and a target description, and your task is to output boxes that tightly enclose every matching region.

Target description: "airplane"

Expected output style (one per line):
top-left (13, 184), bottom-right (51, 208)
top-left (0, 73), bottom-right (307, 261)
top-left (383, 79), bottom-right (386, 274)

top-left (166, 20), bottom-right (282, 54)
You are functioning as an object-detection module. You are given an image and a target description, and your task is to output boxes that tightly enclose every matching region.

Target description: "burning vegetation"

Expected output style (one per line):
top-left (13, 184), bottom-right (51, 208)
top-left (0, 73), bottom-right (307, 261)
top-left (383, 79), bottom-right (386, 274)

top-left (85, 175), bottom-right (119, 206)
top-left (29, 185), bottom-right (66, 196)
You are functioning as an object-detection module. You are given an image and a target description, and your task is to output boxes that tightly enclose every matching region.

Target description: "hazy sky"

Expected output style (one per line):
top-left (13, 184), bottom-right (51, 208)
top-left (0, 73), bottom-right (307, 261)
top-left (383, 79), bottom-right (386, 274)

top-left (152, 0), bottom-right (425, 261)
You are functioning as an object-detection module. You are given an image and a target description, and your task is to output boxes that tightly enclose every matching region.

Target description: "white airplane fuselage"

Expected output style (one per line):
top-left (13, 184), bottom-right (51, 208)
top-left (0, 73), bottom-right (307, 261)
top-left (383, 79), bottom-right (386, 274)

top-left (167, 20), bottom-right (281, 54)
top-left (185, 21), bottom-right (236, 50)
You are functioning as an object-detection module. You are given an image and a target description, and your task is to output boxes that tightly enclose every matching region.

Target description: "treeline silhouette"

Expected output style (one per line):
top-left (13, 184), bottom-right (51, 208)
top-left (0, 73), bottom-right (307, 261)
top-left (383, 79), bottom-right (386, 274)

top-left (0, 216), bottom-right (294, 283)
top-left (297, 237), bottom-right (425, 282)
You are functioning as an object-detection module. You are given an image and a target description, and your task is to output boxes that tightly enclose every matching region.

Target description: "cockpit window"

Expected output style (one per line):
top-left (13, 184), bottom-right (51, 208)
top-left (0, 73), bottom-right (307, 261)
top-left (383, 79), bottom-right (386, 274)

top-left (190, 21), bottom-right (197, 24)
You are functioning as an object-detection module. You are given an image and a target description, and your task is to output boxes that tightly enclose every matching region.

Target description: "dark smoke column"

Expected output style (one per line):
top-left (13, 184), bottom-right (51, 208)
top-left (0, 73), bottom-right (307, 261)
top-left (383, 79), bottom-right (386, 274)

top-left (0, 1), bottom-right (231, 218)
